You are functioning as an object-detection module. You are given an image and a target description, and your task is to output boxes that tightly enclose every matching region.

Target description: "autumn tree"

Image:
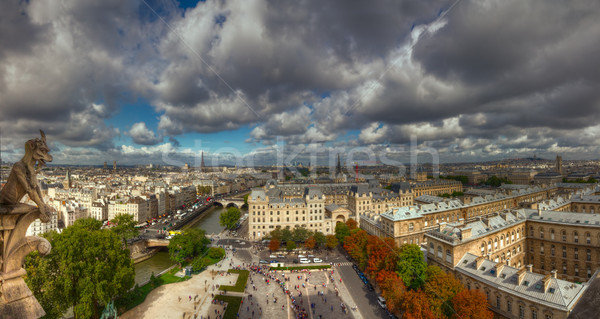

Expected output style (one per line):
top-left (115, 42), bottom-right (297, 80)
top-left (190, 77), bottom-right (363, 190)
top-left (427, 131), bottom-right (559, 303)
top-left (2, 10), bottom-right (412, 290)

top-left (401, 289), bottom-right (437, 319)
top-left (366, 236), bottom-right (398, 277)
top-left (423, 266), bottom-right (464, 317)
top-left (304, 236), bottom-right (316, 250)
top-left (343, 229), bottom-right (369, 268)
top-left (450, 289), bottom-right (494, 319)
top-left (376, 270), bottom-right (405, 314)
top-left (325, 234), bottom-right (339, 249)
top-left (396, 244), bottom-right (428, 290)
top-left (335, 222), bottom-right (350, 243)
top-left (345, 218), bottom-right (358, 230)
top-left (269, 239), bottom-right (281, 252)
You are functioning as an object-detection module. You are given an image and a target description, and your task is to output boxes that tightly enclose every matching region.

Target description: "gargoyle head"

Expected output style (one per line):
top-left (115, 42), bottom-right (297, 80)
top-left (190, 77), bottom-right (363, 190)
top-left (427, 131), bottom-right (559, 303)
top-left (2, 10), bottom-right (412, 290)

top-left (25, 130), bottom-right (53, 169)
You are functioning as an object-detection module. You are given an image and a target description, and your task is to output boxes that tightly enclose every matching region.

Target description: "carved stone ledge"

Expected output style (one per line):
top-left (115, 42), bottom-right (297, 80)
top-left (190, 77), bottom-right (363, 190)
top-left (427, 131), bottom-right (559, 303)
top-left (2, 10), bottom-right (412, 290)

top-left (0, 203), bottom-right (51, 319)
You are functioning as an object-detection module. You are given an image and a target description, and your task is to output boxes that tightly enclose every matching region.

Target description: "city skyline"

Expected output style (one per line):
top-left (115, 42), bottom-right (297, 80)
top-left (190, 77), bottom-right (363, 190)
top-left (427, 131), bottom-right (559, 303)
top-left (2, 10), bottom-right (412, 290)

top-left (2, 0), bottom-right (600, 166)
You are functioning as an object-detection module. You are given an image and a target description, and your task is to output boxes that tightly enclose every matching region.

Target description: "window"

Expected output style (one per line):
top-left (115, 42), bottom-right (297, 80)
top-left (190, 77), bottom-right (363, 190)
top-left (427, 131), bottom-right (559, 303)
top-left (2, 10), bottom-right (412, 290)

top-left (586, 232), bottom-right (591, 244)
top-left (563, 246), bottom-right (567, 258)
top-left (575, 264), bottom-right (579, 277)
top-left (481, 243), bottom-right (485, 255)
top-left (532, 310), bottom-right (537, 319)
top-left (446, 250), bottom-right (452, 263)
top-left (496, 295), bottom-right (500, 308)
top-left (563, 262), bottom-right (567, 274)
top-left (545, 315), bottom-right (552, 319)
top-left (587, 249), bottom-right (591, 261)
top-left (562, 230), bottom-right (567, 242)
top-left (530, 227), bottom-right (534, 237)
top-left (574, 231), bottom-right (579, 243)
top-left (575, 248), bottom-right (579, 259)
top-left (519, 306), bottom-right (525, 319)
top-left (551, 245), bottom-right (555, 256)
top-left (507, 300), bottom-right (512, 313)
top-left (540, 243), bottom-right (544, 254)
top-left (437, 246), bottom-right (442, 258)
top-left (430, 242), bottom-right (434, 254)
top-left (540, 228), bottom-right (544, 239)
top-left (550, 229), bottom-right (555, 240)
top-left (409, 223), bottom-right (414, 231)
top-left (494, 238), bottom-right (498, 249)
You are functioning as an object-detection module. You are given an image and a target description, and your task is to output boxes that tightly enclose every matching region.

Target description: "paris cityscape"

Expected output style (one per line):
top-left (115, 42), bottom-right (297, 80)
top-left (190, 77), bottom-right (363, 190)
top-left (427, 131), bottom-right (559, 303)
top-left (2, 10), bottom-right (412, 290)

top-left (1, 0), bottom-right (600, 319)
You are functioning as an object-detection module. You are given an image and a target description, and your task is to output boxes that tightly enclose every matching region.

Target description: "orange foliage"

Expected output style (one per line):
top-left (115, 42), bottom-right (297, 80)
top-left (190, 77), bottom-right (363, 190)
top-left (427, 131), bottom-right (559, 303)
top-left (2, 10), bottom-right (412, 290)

top-left (401, 289), bottom-right (437, 319)
top-left (269, 239), bottom-right (280, 252)
top-left (376, 270), bottom-right (405, 314)
top-left (423, 270), bottom-right (464, 317)
top-left (304, 236), bottom-right (316, 250)
top-left (345, 218), bottom-right (358, 230)
top-left (450, 289), bottom-right (493, 319)
top-left (366, 235), bottom-right (398, 277)
top-left (343, 229), bottom-right (368, 267)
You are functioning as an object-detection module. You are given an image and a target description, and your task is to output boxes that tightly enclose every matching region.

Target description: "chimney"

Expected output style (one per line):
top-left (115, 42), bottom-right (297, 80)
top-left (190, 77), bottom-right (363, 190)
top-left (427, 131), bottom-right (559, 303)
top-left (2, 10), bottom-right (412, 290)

top-left (476, 256), bottom-right (486, 270)
top-left (550, 269), bottom-right (557, 279)
top-left (538, 207), bottom-right (542, 217)
top-left (517, 268), bottom-right (527, 285)
top-left (494, 262), bottom-right (505, 278)
top-left (542, 274), bottom-right (552, 293)
top-left (461, 227), bottom-right (472, 240)
top-left (526, 264), bottom-right (533, 272)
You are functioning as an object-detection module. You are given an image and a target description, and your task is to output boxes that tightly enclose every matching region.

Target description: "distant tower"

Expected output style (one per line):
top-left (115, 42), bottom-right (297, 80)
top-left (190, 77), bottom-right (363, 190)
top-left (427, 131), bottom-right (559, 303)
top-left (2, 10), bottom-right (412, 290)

top-left (103, 161), bottom-right (107, 169)
top-left (64, 169), bottom-right (71, 189)
top-left (200, 152), bottom-right (205, 172)
top-left (355, 163), bottom-right (359, 183)
top-left (113, 160), bottom-right (116, 171)
top-left (336, 154), bottom-right (342, 175)
top-left (556, 155), bottom-right (563, 175)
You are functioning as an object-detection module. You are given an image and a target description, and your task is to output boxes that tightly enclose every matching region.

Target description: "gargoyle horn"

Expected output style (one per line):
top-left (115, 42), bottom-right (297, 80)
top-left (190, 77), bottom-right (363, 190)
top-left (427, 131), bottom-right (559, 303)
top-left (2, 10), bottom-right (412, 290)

top-left (40, 129), bottom-right (46, 142)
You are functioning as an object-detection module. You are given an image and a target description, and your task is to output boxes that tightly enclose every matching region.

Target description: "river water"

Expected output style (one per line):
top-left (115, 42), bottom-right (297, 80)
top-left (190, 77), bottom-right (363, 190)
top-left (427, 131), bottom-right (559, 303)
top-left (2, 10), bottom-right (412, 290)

top-left (133, 206), bottom-right (228, 285)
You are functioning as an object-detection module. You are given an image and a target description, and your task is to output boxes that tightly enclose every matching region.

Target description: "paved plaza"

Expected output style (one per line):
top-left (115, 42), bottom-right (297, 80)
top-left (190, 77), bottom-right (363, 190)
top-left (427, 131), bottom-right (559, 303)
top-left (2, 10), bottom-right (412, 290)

top-left (122, 238), bottom-right (363, 319)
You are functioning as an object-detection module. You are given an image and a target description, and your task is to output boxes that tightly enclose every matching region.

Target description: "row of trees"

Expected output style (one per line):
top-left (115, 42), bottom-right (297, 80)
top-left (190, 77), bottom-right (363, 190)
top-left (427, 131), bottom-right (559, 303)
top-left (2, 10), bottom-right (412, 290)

top-left (338, 227), bottom-right (493, 319)
top-left (267, 226), bottom-right (340, 252)
top-left (25, 215), bottom-right (139, 319)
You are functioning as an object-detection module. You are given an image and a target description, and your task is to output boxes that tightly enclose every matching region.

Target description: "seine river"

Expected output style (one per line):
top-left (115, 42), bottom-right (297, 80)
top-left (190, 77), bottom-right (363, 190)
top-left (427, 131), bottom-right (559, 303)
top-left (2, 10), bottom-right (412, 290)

top-left (133, 206), bottom-right (227, 285)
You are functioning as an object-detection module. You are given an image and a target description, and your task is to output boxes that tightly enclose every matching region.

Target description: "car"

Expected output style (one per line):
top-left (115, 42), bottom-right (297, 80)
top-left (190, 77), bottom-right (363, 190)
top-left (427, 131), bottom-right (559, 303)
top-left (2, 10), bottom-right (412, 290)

top-left (269, 255), bottom-right (277, 259)
top-left (299, 258), bottom-right (311, 264)
top-left (313, 258), bottom-right (323, 263)
top-left (292, 260), bottom-right (299, 264)
top-left (277, 255), bottom-right (285, 258)
top-left (269, 260), bottom-right (279, 263)
top-left (259, 260), bottom-right (269, 264)
top-left (308, 254), bottom-right (315, 258)
top-left (298, 255), bottom-right (306, 258)
top-left (377, 296), bottom-right (387, 308)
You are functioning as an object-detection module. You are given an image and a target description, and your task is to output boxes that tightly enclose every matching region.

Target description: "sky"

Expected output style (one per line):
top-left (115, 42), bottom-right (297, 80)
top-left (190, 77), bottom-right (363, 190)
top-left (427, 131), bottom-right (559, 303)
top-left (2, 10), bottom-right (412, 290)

top-left (1, 0), bottom-right (599, 167)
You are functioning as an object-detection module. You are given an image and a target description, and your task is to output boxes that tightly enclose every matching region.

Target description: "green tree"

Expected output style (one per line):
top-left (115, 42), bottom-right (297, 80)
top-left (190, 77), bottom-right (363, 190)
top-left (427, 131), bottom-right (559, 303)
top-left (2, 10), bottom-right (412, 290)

top-left (286, 240), bottom-right (297, 251)
top-left (269, 228), bottom-right (283, 241)
top-left (243, 194), bottom-right (249, 209)
top-left (396, 244), bottom-right (428, 290)
top-left (482, 175), bottom-right (512, 187)
top-left (292, 227), bottom-right (310, 242)
top-left (313, 231), bottom-right (326, 247)
top-left (326, 234), bottom-right (339, 249)
top-left (110, 213), bottom-right (139, 246)
top-left (335, 222), bottom-right (350, 244)
top-left (25, 219), bottom-right (135, 319)
top-left (168, 228), bottom-right (210, 266)
top-left (207, 247), bottom-right (226, 260)
top-left (191, 256), bottom-right (212, 272)
top-left (219, 206), bottom-right (241, 230)
top-left (281, 228), bottom-right (293, 243)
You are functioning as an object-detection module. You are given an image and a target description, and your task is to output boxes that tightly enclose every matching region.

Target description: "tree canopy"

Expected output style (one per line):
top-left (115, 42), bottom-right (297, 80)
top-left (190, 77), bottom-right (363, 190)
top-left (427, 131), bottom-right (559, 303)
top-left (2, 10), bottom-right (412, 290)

top-left (110, 213), bottom-right (139, 246)
top-left (313, 231), bottom-right (327, 247)
top-left (396, 244), bottom-right (428, 290)
top-left (450, 289), bottom-right (494, 319)
top-left (25, 218), bottom-right (135, 319)
top-left (269, 239), bottom-right (281, 252)
top-left (482, 175), bottom-right (512, 187)
top-left (325, 234), bottom-right (339, 249)
top-left (219, 206), bottom-right (241, 230)
top-left (335, 222), bottom-right (350, 244)
top-left (292, 227), bottom-right (310, 242)
top-left (168, 228), bottom-right (210, 265)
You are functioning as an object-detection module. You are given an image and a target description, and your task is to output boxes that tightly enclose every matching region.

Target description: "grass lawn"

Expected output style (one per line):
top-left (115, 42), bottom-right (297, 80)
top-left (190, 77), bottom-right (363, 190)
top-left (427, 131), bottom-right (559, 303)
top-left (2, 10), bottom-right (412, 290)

top-left (270, 265), bottom-right (331, 271)
top-left (117, 267), bottom-right (190, 313)
top-left (213, 295), bottom-right (242, 319)
top-left (218, 269), bottom-right (249, 292)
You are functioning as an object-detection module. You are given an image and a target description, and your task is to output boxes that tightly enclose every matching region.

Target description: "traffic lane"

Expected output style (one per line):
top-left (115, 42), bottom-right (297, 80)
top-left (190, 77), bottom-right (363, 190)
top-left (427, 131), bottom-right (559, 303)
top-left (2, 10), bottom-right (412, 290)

top-left (338, 265), bottom-right (388, 319)
top-left (215, 238), bottom-right (252, 249)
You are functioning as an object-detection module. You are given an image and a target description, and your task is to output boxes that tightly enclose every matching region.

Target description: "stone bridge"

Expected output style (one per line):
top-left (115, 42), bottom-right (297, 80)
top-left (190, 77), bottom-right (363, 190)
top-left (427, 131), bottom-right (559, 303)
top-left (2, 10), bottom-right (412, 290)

top-left (213, 198), bottom-right (245, 208)
top-left (145, 239), bottom-right (170, 247)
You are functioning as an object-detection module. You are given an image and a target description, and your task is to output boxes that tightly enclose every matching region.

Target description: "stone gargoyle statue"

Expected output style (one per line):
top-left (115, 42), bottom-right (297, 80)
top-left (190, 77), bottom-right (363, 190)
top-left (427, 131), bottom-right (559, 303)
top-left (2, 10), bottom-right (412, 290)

top-left (0, 130), bottom-right (53, 318)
